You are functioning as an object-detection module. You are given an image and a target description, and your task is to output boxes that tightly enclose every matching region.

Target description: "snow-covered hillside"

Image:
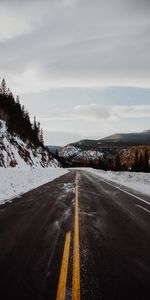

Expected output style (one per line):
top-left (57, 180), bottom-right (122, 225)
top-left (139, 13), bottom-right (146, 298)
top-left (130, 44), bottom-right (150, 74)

top-left (60, 145), bottom-right (104, 161)
top-left (76, 150), bottom-right (103, 160)
top-left (0, 120), bottom-right (59, 168)
top-left (60, 145), bottom-right (81, 158)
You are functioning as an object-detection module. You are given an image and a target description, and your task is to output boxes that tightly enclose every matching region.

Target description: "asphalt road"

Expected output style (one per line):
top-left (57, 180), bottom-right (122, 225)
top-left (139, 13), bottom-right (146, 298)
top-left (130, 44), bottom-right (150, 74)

top-left (0, 170), bottom-right (150, 300)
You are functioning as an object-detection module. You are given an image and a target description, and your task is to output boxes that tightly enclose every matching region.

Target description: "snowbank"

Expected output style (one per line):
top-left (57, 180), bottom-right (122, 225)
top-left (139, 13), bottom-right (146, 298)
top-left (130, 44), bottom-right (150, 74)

top-left (0, 167), bottom-right (68, 205)
top-left (84, 168), bottom-right (150, 196)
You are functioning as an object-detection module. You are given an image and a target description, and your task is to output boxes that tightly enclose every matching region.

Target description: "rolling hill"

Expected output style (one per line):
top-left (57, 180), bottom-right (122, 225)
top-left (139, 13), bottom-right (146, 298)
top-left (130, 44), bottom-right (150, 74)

top-left (60, 130), bottom-right (150, 167)
top-left (65, 130), bottom-right (150, 151)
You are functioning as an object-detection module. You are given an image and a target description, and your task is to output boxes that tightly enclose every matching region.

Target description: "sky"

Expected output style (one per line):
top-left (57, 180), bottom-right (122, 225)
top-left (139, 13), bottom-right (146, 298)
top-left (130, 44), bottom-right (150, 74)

top-left (0, 0), bottom-right (150, 145)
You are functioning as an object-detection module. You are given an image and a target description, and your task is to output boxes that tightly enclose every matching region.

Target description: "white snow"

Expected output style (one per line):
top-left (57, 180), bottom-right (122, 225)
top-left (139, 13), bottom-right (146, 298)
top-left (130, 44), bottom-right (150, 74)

top-left (60, 145), bottom-right (104, 160)
top-left (60, 145), bottom-right (81, 158)
top-left (0, 167), bottom-right (68, 205)
top-left (76, 150), bottom-right (104, 160)
top-left (0, 120), bottom-right (59, 168)
top-left (84, 168), bottom-right (150, 196)
top-left (0, 120), bottom-right (68, 205)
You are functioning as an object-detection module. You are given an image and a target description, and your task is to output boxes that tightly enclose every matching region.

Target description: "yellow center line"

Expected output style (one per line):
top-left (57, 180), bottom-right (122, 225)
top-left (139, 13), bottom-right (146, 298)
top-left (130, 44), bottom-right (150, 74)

top-left (72, 172), bottom-right (80, 300)
top-left (56, 231), bottom-right (71, 300)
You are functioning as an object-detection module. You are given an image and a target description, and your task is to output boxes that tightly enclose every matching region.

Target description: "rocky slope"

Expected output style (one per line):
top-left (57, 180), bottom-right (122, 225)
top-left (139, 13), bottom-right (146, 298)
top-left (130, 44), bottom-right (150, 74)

top-left (0, 121), bottom-right (59, 168)
top-left (60, 145), bottom-right (104, 162)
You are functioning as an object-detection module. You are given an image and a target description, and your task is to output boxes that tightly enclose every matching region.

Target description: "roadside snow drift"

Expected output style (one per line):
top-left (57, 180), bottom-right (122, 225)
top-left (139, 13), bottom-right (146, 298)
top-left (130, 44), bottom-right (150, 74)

top-left (0, 168), bottom-right (68, 205)
top-left (85, 168), bottom-right (150, 196)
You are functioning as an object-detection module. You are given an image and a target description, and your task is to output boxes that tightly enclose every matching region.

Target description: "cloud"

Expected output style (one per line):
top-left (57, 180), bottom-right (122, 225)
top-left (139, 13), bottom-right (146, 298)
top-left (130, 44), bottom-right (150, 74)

top-left (0, 2), bottom-right (33, 41)
top-left (74, 104), bottom-right (110, 119)
top-left (44, 129), bottom-right (81, 145)
top-left (73, 104), bottom-right (150, 120)
top-left (35, 104), bottom-right (150, 122)
top-left (111, 105), bottom-right (150, 119)
top-left (7, 69), bottom-right (53, 94)
top-left (0, 0), bottom-right (150, 93)
top-left (32, 101), bottom-right (150, 144)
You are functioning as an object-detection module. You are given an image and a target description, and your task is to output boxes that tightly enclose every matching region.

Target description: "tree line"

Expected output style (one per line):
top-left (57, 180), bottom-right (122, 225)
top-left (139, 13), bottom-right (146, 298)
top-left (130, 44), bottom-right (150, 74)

top-left (0, 78), bottom-right (44, 147)
top-left (95, 149), bottom-right (149, 172)
top-left (69, 149), bottom-right (150, 173)
top-left (131, 149), bottom-right (149, 172)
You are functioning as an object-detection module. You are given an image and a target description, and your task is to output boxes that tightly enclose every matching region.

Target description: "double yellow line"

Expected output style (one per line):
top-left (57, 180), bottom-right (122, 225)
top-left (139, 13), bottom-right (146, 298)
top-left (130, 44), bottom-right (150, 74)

top-left (56, 231), bottom-right (71, 300)
top-left (56, 172), bottom-right (80, 300)
top-left (72, 173), bottom-right (80, 300)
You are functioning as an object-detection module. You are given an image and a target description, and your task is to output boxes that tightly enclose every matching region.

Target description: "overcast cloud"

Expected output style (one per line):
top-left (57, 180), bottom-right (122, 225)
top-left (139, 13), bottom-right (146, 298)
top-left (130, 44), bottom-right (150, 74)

top-left (0, 0), bottom-right (150, 144)
top-left (1, 0), bottom-right (150, 90)
top-left (35, 104), bottom-right (150, 121)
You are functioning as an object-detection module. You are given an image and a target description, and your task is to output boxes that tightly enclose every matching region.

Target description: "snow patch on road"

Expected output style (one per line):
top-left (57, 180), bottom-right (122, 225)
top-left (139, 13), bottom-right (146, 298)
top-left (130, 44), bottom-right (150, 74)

top-left (63, 182), bottom-right (73, 193)
top-left (82, 211), bottom-right (97, 217)
top-left (63, 207), bottom-right (71, 219)
top-left (0, 167), bottom-right (68, 205)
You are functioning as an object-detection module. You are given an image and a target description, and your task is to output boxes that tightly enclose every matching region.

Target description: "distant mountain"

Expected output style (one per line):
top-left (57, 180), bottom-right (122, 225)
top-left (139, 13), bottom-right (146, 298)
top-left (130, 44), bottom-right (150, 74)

top-left (143, 130), bottom-right (150, 133)
top-left (47, 145), bottom-right (63, 155)
top-left (60, 130), bottom-right (150, 163)
top-left (67, 130), bottom-right (150, 149)
top-left (101, 131), bottom-right (150, 146)
top-left (68, 139), bottom-right (102, 151)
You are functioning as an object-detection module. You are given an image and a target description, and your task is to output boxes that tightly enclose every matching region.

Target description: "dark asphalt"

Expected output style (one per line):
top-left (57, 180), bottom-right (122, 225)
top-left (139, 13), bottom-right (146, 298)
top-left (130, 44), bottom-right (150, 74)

top-left (0, 170), bottom-right (150, 300)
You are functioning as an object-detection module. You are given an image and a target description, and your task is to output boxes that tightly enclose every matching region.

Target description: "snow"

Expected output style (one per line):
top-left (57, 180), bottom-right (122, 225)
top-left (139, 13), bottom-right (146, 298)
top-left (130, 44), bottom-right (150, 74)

top-left (76, 150), bottom-right (104, 160)
top-left (0, 120), bottom-right (67, 205)
top-left (60, 145), bottom-right (104, 160)
top-left (84, 168), bottom-right (150, 196)
top-left (0, 120), bottom-right (59, 168)
top-left (0, 167), bottom-right (68, 205)
top-left (60, 146), bottom-right (81, 158)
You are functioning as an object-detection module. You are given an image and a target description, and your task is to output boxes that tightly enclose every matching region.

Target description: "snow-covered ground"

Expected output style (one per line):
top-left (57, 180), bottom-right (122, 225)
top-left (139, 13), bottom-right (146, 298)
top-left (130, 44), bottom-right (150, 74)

top-left (1, 166), bottom-right (150, 206)
top-left (0, 167), bottom-right (68, 205)
top-left (85, 168), bottom-right (150, 196)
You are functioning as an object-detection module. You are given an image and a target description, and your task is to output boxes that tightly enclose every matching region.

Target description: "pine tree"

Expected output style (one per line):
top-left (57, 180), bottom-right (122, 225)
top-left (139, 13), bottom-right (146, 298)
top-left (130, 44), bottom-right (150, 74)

top-left (132, 150), bottom-right (138, 171)
top-left (138, 152), bottom-right (143, 172)
top-left (33, 117), bottom-right (39, 146)
top-left (37, 121), bottom-right (41, 140)
top-left (55, 149), bottom-right (59, 157)
top-left (0, 82), bottom-right (45, 148)
top-left (16, 95), bottom-right (20, 104)
top-left (1, 79), bottom-right (7, 95)
top-left (21, 105), bottom-right (25, 118)
top-left (115, 153), bottom-right (121, 171)
top-left (40, 128), bottom-right (44, 145)
top-left (144, 149), bottom-right (149, 172)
